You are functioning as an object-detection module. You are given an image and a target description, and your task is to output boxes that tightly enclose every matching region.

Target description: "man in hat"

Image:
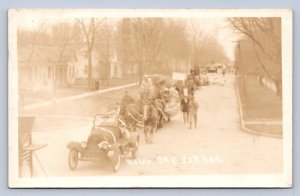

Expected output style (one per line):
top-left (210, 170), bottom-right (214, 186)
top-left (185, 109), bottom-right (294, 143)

top-left (121, 90), bottom-right (134, 106)
top-left (188, 95), bottom-right (199, 129)
top-left (181, 96), bottom-right (189, 124)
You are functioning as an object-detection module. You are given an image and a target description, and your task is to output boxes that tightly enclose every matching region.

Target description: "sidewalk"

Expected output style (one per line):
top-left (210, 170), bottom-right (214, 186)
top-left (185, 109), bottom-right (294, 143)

top-left (23, 82), bottom-right (138, 111)
top-left (21, 83), bottom-right (140, 131)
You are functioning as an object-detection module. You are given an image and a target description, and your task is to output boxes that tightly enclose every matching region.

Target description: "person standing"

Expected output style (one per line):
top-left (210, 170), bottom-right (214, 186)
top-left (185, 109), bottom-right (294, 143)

top-left (181, 96), bottom-right (189, 124)
top-left (121, 91), bottom-right (134, 106)
top-left (188, 96), bottom-right (199, 129)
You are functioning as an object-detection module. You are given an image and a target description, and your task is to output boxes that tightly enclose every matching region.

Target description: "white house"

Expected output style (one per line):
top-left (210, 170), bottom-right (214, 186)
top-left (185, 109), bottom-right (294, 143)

top-left (18, 45), bottom-right (74, 92)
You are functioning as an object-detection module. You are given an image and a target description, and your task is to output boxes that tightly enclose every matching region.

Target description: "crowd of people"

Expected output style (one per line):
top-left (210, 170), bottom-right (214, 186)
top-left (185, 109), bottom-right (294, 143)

top-left (175, 67), bottom-right (201, 129)
top-left (181, 94), bottom-right (199, 129)
top-left (177, 79), bottom-right (199, 129)
top-left (119, 70), bottom-right (200, 132)
top-left (118, 76), bottom-right (174, 135)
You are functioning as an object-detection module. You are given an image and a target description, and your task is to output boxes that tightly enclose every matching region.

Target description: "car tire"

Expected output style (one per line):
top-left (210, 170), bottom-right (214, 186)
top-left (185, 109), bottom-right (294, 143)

top-left (112, 150), bottom-right (121, 172)
top-left (158, 120), bottom-right (162, 129)
top-left (68, 148), bottom-right (79, 170)
top-left (158, 117), bottom-right (164, 128)
top-left (131, 139), bottom-right (139, 159)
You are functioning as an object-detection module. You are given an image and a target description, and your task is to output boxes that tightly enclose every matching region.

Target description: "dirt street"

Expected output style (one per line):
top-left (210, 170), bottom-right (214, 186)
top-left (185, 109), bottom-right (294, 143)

top-left (31, 75), bottom-right (282, 177)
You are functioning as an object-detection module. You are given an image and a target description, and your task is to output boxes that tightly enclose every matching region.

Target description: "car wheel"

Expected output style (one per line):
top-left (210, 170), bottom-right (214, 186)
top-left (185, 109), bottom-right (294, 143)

top-left (132, 139), bottom-right (139, 159)
top-left (68, 148), bottom-right (79, 170)
top-left (112, 150), bottom-right (121, 172)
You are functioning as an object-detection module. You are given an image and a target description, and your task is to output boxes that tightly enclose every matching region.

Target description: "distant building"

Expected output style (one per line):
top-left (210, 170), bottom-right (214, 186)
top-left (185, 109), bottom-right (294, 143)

top-left (18, 44), bottom-right (137, 92)
top-left (67, 48), bottom-right (99, 86)
top-left (18, 45), bottom-right (76, 92)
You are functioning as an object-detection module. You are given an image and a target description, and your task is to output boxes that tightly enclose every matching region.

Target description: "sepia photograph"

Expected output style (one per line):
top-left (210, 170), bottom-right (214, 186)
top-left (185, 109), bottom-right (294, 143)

top-left (8, 9), bottom-right (292, 188)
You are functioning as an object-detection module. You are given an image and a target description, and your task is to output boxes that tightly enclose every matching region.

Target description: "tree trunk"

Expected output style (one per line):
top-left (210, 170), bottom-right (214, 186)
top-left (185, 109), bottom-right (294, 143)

top-left (138, 57), bottom-right (145, 85)
top-left (88, 50), bottom-right (93, 89)
top-left (138, 65), bottom-right (143, 85)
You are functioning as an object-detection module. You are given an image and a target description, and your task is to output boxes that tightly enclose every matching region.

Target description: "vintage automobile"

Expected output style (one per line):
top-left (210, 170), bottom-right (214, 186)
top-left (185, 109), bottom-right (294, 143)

top-left (199, 74), bottom-right (209, 86)
top-left (207, 64), bottom-right (218, 73)
top-left (67, 114), bottom-right (139, 172)
top-left (207, 73), bottom-right (225, 86)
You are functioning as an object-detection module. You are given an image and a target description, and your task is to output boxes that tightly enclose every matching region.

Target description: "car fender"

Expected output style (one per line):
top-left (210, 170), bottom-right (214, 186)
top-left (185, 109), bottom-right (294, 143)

top-left (67, 141), bottom-right (84, 152)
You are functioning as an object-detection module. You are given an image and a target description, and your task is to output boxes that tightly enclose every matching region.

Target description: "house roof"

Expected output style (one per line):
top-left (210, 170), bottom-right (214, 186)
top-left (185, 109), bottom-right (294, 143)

top-left (18, 45), bottom-right (76, 67)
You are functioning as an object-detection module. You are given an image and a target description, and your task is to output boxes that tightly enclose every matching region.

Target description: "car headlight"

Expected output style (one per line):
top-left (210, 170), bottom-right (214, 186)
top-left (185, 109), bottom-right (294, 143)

top-left (107, 150), bottom-right (114, 158)
top-left (98, 141), bottom-right (111, 150)
top-left (102, 142), bottom-right (109, 150)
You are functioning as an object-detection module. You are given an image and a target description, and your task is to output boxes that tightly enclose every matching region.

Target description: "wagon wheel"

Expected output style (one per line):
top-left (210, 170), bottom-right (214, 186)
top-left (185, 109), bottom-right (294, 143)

top-left (112, 149), bottom-right (121, 172)
top-left (131, 138), bottom-right (139, 159)
top-left (158, 117), bottom-right (164, 128)
top-left (144, 126), bottom-right (149, 143)
top-left (167, 113), bottom-right (171, 122)
top-left (68, 148), bottom-right (79, 170)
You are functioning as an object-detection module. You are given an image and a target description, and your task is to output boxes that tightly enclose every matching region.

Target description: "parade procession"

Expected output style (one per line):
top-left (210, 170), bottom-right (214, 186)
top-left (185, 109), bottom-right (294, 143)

top-left (66, 65), bottom-right (221, 172)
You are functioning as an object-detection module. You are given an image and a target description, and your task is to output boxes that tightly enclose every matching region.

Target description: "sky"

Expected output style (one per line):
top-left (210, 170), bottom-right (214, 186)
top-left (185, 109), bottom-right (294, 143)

top-left (15, 9), bottom-right (239, 62)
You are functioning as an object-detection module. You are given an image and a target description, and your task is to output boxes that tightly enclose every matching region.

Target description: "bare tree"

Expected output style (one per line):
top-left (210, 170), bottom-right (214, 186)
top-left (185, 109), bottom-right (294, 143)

top-left (18, 23), bottom-right (47, 68)
top-left (95, 18), bottom-right (113, 87)
top-left (160, 19), bottom-right (191, 73)
top-left (116, 18), bottom-right (135, 77)
top-left (128, 18), bottom-right (171, 84)
top-left (76, 18), bottom-right (103, 88)
top-left (52, 22), bottom-right (83, 81)
top-left (228, 17), bottom-right (282, 96)
top-left (45, 21), bottom-right (83, 97)
top-left (189, 19), bottom-right (211, 67)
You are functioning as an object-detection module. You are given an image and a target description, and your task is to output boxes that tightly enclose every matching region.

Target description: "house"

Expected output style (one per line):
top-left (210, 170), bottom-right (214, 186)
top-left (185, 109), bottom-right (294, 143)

top-left (109, 49), bottom-right (122, 78)
top-left (67, 48), bottom-right (99, 86)
top-left (18, 45), bottom-right (76, 92)
top-left (18, 41), bottom-right (138, 92)
top-left (68, 47), bottom-right (123, 85)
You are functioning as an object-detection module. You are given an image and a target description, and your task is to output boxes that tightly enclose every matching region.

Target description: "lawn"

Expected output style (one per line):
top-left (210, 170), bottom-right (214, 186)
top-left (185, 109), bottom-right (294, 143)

top-left (236, 76), bottom-right (282, 136)
top-left (237, 76), bottom-right (282, 121)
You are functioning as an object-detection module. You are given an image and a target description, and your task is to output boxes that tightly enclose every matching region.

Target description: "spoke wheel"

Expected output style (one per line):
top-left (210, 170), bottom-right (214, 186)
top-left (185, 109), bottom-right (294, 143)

top-left (132, 139), bottom-right (139, 159)
top-left (112, 150), bottom-right (121, 172)
top-left (68, 149), bottom-right (79, 170)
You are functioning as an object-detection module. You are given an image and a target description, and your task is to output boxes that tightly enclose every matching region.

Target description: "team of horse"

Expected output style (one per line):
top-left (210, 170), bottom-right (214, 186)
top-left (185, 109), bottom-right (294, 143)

top-left (115, 74), bottom-right (199, 143)
top-left (116, 90), bottom-right (173, 143)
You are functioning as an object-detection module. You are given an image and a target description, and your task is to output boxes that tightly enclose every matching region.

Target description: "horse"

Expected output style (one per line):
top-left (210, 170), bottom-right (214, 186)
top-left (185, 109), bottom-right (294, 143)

top-left (116, 102), bottom-right (141, 132)
top-left (154, 98), bottom-right (168, 128)
top-left (135, 96), bottom-right (145, 115)
top-left (143, 101), bottom-right (158, 143)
